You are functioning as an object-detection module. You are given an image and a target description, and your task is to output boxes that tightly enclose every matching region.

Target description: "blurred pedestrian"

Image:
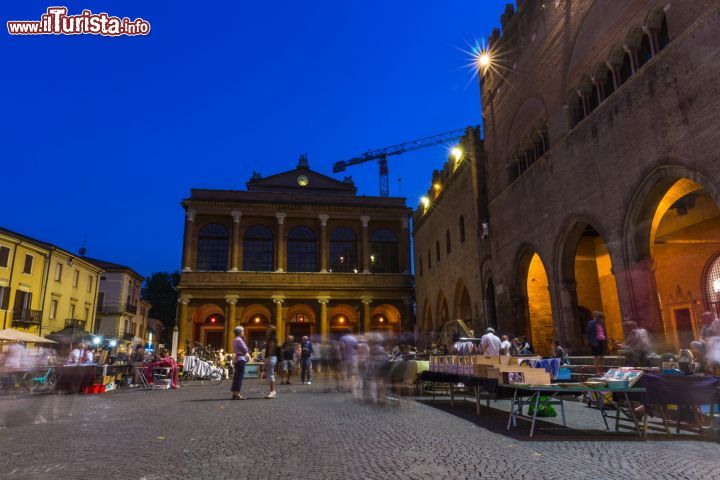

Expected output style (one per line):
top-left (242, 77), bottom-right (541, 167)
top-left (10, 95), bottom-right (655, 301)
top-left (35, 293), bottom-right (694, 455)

top-left (551, 340), bottom-right (568, 365)
top-left (264, 327), bottom-right (279, 398)
top-left (300, 335), bottom-right (313, 385)
top-left (339, 329), bottom-right (358, 395)
top-left (616, 320), bottom-right (653, 367)
top-left (480, 328), bottom-right (501, 356)
top-left (500, 335), bottom-right (512, 356)
top-left (586, 311), bottom-right (607, 367)
top-left (231, 326), bottom-right (249, 400)
top-left (280, 335), bottom-right (296, 385)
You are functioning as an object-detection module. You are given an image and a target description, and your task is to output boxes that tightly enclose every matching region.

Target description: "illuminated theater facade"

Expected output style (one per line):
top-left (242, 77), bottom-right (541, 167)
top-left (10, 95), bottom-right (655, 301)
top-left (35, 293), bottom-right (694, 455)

top-left (479, 1), bottom-right (720, 354)
top-left (176, 157), bottom-right (413, 351)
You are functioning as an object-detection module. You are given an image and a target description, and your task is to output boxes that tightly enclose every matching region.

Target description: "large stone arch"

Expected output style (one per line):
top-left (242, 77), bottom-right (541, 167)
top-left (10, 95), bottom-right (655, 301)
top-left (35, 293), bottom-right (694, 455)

top-left (452, 278), bottom-right (472, 324)
top-left (240, 303), bottom-right (272, 324)
top-left (622, 164), bottom-right (720, 337)
top-left (514, 244), bottom-right (555, 356)
top-left (436, 290), bottom-right (449, 332)
top-left (192, 303), bottom-right (224, 324)
top-left (623, 164), bottom-right (719, 263)
top-left (554, 214), bottom-right (625, 350)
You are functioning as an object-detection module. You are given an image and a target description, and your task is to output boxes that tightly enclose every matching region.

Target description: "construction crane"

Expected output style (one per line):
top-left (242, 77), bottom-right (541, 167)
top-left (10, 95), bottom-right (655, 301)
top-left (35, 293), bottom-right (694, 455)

top-left (333, 127), bottom-right (470, 197)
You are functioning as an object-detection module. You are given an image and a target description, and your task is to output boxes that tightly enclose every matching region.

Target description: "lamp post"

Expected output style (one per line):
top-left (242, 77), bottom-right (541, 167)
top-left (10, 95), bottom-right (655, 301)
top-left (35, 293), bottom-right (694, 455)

top-left (171, 326), bottom-right (179, 358)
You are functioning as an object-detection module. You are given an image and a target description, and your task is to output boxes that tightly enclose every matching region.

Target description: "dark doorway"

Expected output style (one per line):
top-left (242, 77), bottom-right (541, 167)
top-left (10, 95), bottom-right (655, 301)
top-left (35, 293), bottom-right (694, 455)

top-left (288, 323), bottom-right (312, 339)
top-left (673, 309), bottom-right (694, 349)
top-left (204, 330), bottom-right (224, 349)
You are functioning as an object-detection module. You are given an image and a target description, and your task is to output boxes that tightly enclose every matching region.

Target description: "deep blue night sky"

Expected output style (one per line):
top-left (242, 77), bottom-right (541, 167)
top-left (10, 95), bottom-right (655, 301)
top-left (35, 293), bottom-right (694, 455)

top-left (2, 1), bottom-right (507, 276)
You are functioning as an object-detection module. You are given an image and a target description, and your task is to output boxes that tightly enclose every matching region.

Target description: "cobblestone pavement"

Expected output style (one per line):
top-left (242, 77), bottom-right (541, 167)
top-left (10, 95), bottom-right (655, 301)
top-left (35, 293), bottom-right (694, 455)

top-left (1, 378), bottom-right (718, 480)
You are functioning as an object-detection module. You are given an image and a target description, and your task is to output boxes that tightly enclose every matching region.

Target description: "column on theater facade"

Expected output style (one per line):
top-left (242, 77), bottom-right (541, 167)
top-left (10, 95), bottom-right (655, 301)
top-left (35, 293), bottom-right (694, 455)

top-left (362, 297), bottom-right (372, 333)
top-left (276, 212), bottom-right (287, 272)
top-left (225, 296), bottom-right (238, 352)
top-left (361, 215), bottom-right (370, 273)
top-left (400, 216), bottom-right (410, 273)
top-left (178, 297), bottom-right (190, 353)
top-left (182, 209), bottom-right (196, 271)
top-left (230, 211), bottom-right (242, 272)
top-left (318, 297), bottom-right (329, 341)
top-left (273, 296), bottom-right (285, 342)
top-left (319, 214), bottom-right (329, 273)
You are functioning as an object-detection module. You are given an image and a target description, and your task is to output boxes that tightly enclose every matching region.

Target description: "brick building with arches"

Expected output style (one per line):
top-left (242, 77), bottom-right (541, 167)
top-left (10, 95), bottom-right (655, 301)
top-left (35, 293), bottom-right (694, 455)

top-left (176, 157), bottom-right (413, 352)
top-left (477, 0), bottom-right (720, 354)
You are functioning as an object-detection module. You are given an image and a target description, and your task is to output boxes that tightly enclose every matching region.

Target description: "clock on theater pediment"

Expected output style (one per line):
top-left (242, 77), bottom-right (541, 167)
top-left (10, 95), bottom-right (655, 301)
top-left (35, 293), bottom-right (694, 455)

top-left (296, 174), bottom-right (310, 186)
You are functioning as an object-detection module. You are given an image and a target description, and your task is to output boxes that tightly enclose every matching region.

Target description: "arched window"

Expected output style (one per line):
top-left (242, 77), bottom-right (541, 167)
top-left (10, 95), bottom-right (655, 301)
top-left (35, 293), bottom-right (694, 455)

top-left (603, 69), bottom-right (615, 99)
top-left (459, 216), bottom-right (466, 243)
top-left (370, 229), bottom-right (398, 273)
top-left (704, 254), bottom-right (720, 316)
top-left (637, 34), bottom-right (652, 69)
top-left (619, 52), bottom-right (632, 84)
top-left (446, 229), bottom-right (451, 254)
top-left (589, 84), bottom-right (600, 113)
top-left (243, 225), bottom-right (274, 271)
top-left (287, 226), bottom-right (316, 272)
top-left (435, 240), bottom-right (441, 262)
top-left (657, 16), bottom-right (669, 50)
top-left (329, 227), bottom-right (357, 273)
top-left (196, 224), bottom-right (228, 271)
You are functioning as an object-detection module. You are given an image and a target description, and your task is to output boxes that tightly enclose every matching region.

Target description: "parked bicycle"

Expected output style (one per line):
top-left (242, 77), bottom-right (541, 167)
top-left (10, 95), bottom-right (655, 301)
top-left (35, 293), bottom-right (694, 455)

top-left (180, 358), bottom-right (223, 387)
top-left (23, 367), bottom-right (57, 393)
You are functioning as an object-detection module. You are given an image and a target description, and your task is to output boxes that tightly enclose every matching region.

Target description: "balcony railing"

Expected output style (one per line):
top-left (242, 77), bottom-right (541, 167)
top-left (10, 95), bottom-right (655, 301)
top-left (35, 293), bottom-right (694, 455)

top-left (65, 318), bottom-right (87, 329)
top-left (124, 303), bottom-right (137, 314)
top-left (12, 309), bottom-right (42, 325)
top-left (122, 332), bottom-right (135, 341)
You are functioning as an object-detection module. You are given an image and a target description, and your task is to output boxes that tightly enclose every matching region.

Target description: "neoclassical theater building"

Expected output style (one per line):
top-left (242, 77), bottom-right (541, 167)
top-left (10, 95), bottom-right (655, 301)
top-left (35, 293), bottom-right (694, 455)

top-left (478, 1), bottom-right (720, 355)
top-left (176, 158), bottom-right (413, 351)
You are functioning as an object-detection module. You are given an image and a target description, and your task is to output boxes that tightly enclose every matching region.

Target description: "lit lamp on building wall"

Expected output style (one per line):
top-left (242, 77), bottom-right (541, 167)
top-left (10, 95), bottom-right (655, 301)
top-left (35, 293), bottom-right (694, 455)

top-left (254, 316), bottom-right (261, 323)
top-left (420, 196), bottom-right (430, 213)
top-left (451, 147), bottom-right (463, 167)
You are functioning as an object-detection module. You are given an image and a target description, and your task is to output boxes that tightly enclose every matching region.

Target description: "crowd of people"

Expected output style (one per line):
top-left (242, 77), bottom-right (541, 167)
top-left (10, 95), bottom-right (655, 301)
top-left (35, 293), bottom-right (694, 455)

top-left (230, 326), bottom-right (413, 403)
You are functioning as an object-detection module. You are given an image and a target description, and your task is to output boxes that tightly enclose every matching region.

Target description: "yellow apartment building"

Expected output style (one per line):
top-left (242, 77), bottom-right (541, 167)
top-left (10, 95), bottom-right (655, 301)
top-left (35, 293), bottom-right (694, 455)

top-left (0, 227), bottom-right (103, 336)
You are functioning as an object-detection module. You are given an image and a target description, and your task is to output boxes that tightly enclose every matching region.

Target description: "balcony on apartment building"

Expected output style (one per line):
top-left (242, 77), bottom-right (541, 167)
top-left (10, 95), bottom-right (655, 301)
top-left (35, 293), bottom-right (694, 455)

top-left (11, 309), bottom-right (42, 326)
top-left (124, 302), bottom-right (137, 314)
top-left (65, 318), bottom-right (87, 330)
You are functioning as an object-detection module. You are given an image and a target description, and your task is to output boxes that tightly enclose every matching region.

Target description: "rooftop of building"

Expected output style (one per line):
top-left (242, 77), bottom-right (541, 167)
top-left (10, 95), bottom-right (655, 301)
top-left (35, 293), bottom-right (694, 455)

top-left (82, 256), bottom-right (144, 281)
top-left (183, 155), bottom-right (410, 212)
top-left (0, 226), bottom-right (103, 272)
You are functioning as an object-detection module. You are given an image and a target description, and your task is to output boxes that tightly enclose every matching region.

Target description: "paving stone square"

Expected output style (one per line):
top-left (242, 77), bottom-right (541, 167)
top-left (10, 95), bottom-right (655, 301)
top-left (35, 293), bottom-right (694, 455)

top-left (1, 379), bottom-right (718, 480)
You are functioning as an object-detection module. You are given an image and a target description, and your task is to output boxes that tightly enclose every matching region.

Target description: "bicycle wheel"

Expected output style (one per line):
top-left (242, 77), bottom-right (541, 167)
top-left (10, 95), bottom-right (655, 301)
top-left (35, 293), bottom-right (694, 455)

top-left (23, 371), bottom-right (40, 392)
top-left (209, 370), bottom-right (223, 386)
top-left (180, 372), bottom-right (194, 387)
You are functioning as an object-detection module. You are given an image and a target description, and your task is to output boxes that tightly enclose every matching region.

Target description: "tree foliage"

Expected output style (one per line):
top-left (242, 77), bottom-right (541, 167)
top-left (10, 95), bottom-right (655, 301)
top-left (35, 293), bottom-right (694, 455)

top-left (142, 272), bottom-right (180, 341)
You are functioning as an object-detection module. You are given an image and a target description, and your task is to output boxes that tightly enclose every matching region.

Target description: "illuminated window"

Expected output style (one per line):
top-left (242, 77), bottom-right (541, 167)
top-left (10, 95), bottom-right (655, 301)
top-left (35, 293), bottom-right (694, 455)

top-left (370, 229), bottom-right (398, 273)
top-left (243, 225), bottom-right (274, 271)
top-left (287, 226), bottom-right (316, 272)
top-left (197, 224), bottom-right (229, 271)
top-left (329, 227), bottom-right (357, 272)
top-left (704, 254), bottom-right (720, 316)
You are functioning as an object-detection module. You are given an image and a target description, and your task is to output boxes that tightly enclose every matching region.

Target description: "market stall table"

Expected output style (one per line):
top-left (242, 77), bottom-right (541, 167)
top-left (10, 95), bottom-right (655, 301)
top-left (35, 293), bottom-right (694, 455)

top-left (419, 371), bottom-right (500, 414)
top-left (504, 384), bottom-right (646, 438)
top-left (54, 365), bottom-right (96, 394)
